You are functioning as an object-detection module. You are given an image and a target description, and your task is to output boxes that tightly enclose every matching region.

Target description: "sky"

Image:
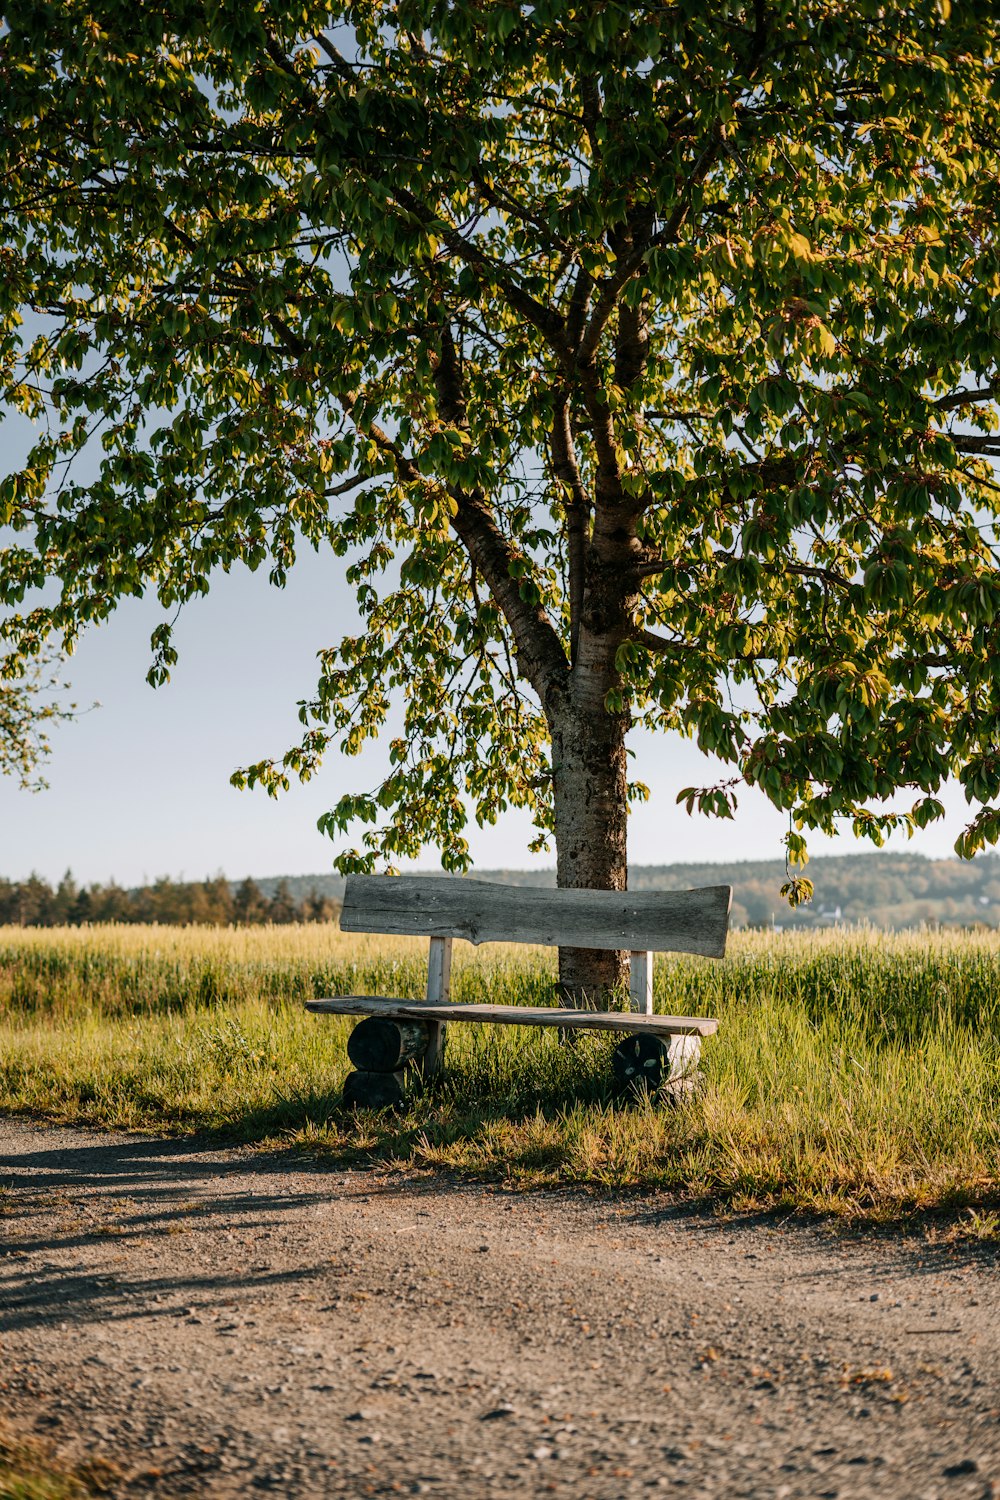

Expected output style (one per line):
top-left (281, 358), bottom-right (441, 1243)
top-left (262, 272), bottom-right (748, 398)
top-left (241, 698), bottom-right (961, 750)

top-left (0, 543), bottom-right (980, 887)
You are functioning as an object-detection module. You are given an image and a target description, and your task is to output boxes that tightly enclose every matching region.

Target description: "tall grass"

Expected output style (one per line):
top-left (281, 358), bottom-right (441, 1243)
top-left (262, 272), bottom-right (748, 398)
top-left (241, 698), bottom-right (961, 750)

top-left (1, 923), bottom-right (998, 1225)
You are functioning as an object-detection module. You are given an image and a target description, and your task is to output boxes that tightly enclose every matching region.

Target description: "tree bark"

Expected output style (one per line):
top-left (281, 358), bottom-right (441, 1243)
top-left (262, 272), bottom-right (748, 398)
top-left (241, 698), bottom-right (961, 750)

top-left (550, 691), bottom-right (630, 1006)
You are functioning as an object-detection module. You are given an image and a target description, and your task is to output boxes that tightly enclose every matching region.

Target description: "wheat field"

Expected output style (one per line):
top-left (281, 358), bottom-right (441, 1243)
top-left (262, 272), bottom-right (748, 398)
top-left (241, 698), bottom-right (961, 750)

top-left (1, 922), bottom-right (997, 1229)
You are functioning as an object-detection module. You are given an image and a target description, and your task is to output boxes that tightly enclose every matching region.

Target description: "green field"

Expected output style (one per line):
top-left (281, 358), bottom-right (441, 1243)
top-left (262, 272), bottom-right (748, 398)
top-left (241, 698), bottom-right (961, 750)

top-left (1, 923), bottom-right (998, 1231)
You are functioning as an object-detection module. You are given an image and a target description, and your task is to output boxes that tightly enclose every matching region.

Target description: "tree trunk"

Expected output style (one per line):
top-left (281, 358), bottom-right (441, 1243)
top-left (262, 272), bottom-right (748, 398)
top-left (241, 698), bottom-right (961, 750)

top-left (550, 694), bottom-right (630, 1007)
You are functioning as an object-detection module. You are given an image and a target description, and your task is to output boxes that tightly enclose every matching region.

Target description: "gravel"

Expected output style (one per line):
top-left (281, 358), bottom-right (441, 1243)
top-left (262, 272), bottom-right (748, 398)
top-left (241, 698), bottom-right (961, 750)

top-left (0, 1118), bottom-right (997, 1498)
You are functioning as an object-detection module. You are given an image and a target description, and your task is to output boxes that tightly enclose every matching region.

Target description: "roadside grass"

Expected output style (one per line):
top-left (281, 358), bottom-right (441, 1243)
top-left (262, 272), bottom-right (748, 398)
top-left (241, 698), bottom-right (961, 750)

top-left (0, 924), bottom-right (998, 1231)
top-left (0, 1422), bottom-right (122, 1499)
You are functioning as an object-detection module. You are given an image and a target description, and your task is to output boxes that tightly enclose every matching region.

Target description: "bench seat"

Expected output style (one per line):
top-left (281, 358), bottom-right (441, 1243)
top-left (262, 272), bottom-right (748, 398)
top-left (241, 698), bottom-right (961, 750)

top-left (307, 995), bottom-right (718, 1038)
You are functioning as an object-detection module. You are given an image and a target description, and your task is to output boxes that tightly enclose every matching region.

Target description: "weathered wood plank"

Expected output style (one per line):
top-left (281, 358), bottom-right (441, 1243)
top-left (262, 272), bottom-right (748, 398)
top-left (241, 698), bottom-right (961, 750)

top-left (629, 950), bottom-right (653, 1015)
top-left (339, 876), bottom-right (731, 958)
top-left (307, 995), bottom-right (718, 1037)
top-left (422, 934), bottom-right (452, 1077)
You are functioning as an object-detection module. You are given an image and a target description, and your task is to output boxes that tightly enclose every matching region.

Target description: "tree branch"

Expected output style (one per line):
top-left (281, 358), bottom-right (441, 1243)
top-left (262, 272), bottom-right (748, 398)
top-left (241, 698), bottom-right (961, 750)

top-left (429, 320), bottom-right (569, 699)
top-left (948, 434), bottom-right (1000, 456)
top-left (565, 263), bottom-right (593, 349)
top-left (551, 392), bottom-right (590, 666)
top-left (638, 629), bottom-right (701, 655)
top-left (310, 31), bottom-right (356, 79)
top-left (469, 166), bottom-right (572, 254)
top-left (934, 386), bottom-right (998, 412)
top-left (578, 134), bottom-right (722, 365)
top-left (638, 628), bottom-right (766, 664)
top-left (391, 185), bottom-right (567, 350)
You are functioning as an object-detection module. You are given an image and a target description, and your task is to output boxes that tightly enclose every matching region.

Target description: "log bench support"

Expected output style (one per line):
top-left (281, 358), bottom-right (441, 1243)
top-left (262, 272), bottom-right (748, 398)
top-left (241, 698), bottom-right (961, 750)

top-left (308, 873), bottom-right (731, 1110)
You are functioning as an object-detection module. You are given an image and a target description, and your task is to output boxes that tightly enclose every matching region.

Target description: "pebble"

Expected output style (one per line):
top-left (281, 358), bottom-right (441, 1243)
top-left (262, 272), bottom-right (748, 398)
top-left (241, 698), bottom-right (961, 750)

top-left (481, 1404), bottom-right (516, 1421)
top-left (943, 1459), bottom-right (979, 1477)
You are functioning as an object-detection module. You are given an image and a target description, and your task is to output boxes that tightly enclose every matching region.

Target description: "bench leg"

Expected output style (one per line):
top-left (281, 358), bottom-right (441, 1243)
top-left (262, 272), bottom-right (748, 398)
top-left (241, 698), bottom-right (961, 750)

top-left (667, 1034), bottom-right (701, 1077)
top-left (420, 936), bottom-right (453, 1078)
top-left (629, 951), bottom-right (653, 1015)
top-left (611, 1032), bottom-right (703, 1100)
top-left (657, 1035), bottom-right (703, 1104)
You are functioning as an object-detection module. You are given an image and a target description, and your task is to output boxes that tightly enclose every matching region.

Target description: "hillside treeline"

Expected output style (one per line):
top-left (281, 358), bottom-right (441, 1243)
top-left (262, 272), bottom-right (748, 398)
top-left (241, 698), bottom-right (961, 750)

top-left (250, 853), bottom-right (1000, 931)
top-left (472, 853), bottom-right (1000, 930)
top-left (0, 872), bottom-right (340, 927)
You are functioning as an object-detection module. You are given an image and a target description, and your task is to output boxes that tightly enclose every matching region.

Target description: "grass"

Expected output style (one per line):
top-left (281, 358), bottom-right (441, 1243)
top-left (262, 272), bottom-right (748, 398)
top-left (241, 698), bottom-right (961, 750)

top-left (0, 1422), bottom-right (122, 1500)
top-left (0, 923), bottom-right (998, 1229)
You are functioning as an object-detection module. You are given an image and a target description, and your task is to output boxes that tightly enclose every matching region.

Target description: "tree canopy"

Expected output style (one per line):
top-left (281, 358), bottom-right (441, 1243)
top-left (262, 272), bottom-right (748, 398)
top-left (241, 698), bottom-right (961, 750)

top-left (3, 0), bottom-right (1000, 924)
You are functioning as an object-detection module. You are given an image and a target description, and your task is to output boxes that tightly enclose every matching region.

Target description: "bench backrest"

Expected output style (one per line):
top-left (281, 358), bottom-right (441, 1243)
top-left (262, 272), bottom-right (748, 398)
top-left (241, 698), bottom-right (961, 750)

top-left (340, 875), bottom-right (732, 960)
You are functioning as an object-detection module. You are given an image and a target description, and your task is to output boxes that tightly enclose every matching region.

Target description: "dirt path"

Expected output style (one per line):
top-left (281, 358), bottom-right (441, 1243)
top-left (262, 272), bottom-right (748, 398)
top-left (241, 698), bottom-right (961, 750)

top-left (0, 1119), bottom-right (997, 1499)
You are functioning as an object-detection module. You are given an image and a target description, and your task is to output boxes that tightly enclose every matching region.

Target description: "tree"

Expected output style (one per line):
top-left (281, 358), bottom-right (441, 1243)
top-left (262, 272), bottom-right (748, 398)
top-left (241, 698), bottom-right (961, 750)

top-left (268, 877), bottom-right (300, 923)
top-left (3, 1), bottom-right (1000, 1000)
top-left (233, 876), bottom-right (270, 926)
top-left (304, 887), bottom-right (340, 923)
top-left (0, 651), bottom-right (74, 790)
top-left (52, 868), bottom-right (80, 924)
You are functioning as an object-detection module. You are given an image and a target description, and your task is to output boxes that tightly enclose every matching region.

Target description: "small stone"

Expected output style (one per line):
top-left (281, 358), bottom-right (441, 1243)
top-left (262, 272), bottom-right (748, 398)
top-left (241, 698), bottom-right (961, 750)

top-left (532, 1445), bottom-right (553, 1461)
top-left (481, 1405), bottom-right (516, 1421)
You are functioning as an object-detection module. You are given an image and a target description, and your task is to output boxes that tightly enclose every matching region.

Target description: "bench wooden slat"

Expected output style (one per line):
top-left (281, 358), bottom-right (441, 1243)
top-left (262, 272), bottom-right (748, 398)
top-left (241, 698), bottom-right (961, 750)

top-left (339, 876), bottom-right (732, 959)
top-left (306, 995), bottom-right (719, 1037)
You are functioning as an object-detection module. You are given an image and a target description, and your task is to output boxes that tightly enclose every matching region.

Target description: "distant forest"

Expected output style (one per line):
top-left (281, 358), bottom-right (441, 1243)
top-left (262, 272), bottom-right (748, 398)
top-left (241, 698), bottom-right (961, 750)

top-left (3, 851), bottom-right (1000, 929)
top-left (0, 872), bottom-right (339, 928)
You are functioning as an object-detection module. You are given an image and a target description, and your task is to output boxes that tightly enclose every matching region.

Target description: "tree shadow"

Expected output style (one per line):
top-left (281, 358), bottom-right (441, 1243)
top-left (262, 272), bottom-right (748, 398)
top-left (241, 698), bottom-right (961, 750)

top-left (0, 1126), bottom-right (469, 1337)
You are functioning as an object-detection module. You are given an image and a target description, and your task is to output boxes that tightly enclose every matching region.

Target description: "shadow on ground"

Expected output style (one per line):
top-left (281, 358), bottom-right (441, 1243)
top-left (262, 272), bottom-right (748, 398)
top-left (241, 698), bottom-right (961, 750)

top-left (2, 1122), bottom-right (995, 1348)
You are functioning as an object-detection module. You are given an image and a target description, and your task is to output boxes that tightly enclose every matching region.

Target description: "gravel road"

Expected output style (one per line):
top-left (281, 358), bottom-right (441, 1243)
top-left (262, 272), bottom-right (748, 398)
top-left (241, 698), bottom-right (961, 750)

top-left (0, 1118), bottom-right (997, 1499)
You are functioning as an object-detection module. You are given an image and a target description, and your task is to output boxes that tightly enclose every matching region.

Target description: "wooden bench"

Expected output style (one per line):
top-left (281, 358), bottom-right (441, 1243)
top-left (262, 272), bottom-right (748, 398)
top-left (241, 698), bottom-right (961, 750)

top-left (307, 875), bottom-right (732, 1107)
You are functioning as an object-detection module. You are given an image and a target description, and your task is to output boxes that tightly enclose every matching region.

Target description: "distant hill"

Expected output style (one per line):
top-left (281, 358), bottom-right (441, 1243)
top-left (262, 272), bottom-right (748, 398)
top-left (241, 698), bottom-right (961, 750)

top-left (247, 851), bottom-right (1000, 931)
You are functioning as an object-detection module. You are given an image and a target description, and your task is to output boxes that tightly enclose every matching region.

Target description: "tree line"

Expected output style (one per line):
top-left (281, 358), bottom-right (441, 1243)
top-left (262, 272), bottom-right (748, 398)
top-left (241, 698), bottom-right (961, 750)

top-left (470, 853), bottom-right (1000, 931)
top-left (0, 873), bottom-right (340, 928)
top-left (5, 852), bottom-right (1000, 931)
